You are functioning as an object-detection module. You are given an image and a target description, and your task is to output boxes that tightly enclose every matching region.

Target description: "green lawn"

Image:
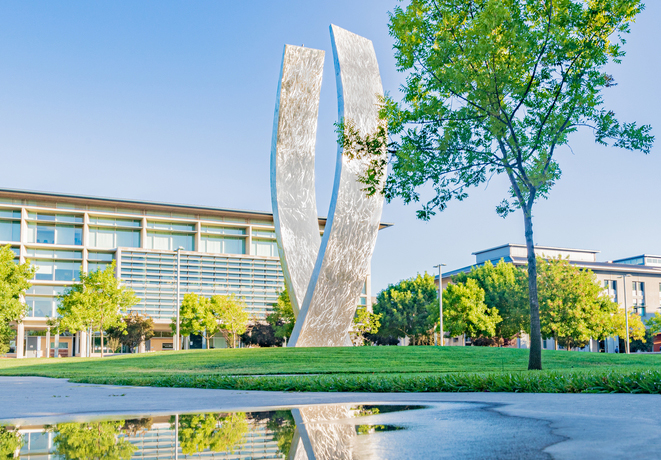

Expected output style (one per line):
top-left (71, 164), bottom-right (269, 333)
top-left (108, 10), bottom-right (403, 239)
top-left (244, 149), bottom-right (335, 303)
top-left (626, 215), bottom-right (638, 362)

top-left (0, 346), bottom-right (658, 377)
top-left (2, 347), bottom-right (660, 393)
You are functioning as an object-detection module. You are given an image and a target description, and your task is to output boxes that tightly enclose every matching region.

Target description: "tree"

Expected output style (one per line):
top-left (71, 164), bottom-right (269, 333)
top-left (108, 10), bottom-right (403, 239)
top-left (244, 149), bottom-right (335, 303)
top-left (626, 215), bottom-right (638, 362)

top-left (265, 289), bottom-right (295, 344)
top-left (0, 426), bottom-right (22, 458)
top-left (346, 0), bottom-right (653, 369)
top-left (57, 261), bottom-right (138, 357)
top-left (0, 245), bottom-right (35, 354)
top-left (646, 311), bottom-right (661, 335)
top-left (351, 306), bottom-right (382, 346)
top-left (51, 421), bottom-right (136, 460)
top-left (441, 278), bottom-right (502, 339)
top-left (241, 322), bottom-right (279, 347)
top-left (173, 413), bottom-right (248, 455)
top-left (537, 257), bottom-right (618, 349)
top-left (373, 273), bottom-right (438, 345)
top-left (613, 308), bottom-right (646, 351)
top-left (171, 293), bottom-right (217, 348)
top-left (452, 260), bottom-right (528, 341)
top-left (107, 313), bottom-right (155, 353)
top-left (210, 294), bottom-right (249, 348)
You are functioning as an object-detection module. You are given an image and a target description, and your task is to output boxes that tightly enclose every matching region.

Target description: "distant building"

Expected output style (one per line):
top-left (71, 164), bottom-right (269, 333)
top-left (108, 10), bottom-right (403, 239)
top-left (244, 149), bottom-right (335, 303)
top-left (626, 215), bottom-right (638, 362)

top-left (439, 244), bottom-right (661, 353)
top-left (1, 188), bottom-right (385, 358)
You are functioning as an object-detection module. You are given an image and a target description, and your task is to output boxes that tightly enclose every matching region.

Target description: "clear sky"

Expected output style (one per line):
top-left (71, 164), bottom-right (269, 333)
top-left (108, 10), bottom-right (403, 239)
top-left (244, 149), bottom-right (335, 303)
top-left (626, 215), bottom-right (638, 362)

top-left (0, 1), bottom-right (659, 294)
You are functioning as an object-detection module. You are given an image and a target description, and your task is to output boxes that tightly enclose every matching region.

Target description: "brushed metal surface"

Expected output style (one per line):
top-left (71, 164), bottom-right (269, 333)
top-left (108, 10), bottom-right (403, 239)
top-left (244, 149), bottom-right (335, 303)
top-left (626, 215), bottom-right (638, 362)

top-left (270, 45), bottom-right (325, 316)
top-left (288, 25), bottom-right (386, 347)
top-left (271, 26), bottom-right (385, 347)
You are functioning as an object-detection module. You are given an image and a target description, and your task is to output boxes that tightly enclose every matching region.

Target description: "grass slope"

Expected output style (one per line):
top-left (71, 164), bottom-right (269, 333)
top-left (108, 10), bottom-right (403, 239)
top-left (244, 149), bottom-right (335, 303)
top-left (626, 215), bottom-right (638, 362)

top-left (1, 347), bottom-right (660, 393)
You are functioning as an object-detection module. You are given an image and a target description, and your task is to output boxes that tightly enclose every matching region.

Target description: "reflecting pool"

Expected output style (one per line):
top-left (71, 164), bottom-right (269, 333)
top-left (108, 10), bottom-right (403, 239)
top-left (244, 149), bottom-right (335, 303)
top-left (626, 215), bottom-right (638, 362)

top-left (1, 402), bottom-right (561, 459)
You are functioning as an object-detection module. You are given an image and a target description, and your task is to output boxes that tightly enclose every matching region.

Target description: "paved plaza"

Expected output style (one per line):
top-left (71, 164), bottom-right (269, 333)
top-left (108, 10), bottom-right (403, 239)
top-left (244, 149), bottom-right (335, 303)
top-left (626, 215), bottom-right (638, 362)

top-left (1, 377), bottom-right (659, 459)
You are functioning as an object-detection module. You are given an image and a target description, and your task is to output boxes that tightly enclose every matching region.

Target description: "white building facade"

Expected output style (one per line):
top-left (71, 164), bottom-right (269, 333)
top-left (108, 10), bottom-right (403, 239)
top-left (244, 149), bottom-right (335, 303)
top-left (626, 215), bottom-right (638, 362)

top-left (1, 188), bottom-right (376, 358)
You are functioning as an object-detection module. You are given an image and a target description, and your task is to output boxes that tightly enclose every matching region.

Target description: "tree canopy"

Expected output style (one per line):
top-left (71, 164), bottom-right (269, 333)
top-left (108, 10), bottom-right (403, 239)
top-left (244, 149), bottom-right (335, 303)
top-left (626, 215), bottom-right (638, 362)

top-left (174, 413), bottom-right (248, 455)
top-left (0, 245), bottom-right (34, 354)
top-left (107, 312), bottom-right (154, 353)
top-left (51, 421), bottom-right (135, 460)
top-left (452, 260), bottom-right (528, 340)
top-left (351, 305), bottom-right (382, 346)
top-left (266, 289), bottom-right (295, 343)
top-left (373, 273), bottom-right (438, 345)
top-left (441, 278), bottom-right (502, 339)
top-left (210, 294), bottom-right (249, 348)
top-left (57, 261), bottom-right (138, 357)
top-left (346, 0), bottom-right (653, 369)
top-left (537, 257), bottom-right (618, 348)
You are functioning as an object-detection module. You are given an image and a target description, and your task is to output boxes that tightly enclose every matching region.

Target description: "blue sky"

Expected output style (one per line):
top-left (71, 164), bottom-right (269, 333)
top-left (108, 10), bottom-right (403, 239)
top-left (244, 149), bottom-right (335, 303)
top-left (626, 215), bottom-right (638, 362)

top-left (0, 1), bottom-right (659, 293)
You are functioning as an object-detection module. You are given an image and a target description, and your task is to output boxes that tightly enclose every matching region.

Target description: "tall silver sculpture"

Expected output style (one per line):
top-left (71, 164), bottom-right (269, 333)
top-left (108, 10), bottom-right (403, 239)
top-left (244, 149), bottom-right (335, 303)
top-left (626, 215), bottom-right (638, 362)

top-left (271, 25), bottom-right (385, 347)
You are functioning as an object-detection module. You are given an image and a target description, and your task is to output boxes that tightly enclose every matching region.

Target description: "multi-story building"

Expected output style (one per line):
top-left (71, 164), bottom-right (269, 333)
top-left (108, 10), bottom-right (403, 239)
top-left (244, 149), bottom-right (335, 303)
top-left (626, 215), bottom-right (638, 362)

top-left (1, 188), bottom-right (383, 358)
top-left (440, 244), bottom-right (661, 352)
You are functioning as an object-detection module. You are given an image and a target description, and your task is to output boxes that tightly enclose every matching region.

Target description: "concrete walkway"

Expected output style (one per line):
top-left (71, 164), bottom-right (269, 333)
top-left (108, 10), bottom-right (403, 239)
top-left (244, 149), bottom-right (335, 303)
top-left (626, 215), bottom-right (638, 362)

top-left (1, 377), bottom-right (660, 459)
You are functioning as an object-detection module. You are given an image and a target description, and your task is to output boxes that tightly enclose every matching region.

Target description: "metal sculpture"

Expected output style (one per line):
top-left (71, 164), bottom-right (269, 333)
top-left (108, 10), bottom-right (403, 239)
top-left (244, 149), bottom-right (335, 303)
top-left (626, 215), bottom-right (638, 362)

top-left (271, 25), bottom-right (385, 347)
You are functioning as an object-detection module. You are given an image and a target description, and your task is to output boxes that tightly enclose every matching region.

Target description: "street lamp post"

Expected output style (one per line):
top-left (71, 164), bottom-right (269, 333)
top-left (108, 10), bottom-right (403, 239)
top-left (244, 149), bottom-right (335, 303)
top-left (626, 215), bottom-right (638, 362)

top-left (175, 247), bottom-right (184, 351)
top-left (434, 264), bottom-right (446, 346)
top-left (617, 274), bottom-right (632, 354)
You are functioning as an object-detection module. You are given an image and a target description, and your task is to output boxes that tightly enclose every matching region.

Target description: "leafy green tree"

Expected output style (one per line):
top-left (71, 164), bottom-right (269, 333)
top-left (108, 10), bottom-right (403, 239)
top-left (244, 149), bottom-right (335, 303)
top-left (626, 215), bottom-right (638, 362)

top-left (51, 421), bottom-right (135, 460)
top-left (441, 278), bottom-right (502, 339)
top-left (613, 308), bottom-right (646, 351)
top-left (107, 312), bottom-right (155, 353)
top-left (347, 0), bottom-right (653, 369)
top-left (57, 261), bottom-right (138, 357)
top-left (0, 426), bottom-right (23, 458)
top-left (536, 257), bottom-right (618, 349)
top-left (452, 260), bottom-right (528, 341)
top-left (646, 311), bottom-right (661, 335)
top-left (373, 273), bottom-right (438, 345)
top-left (240, 322), bottom-right (279, 347)
top-left (0, 245), bottom-right (35, 354)
top-left (173, 413), bottom-right (248, 455)
top-left (171, 293), bottom-right (217, 348)
top-left (351, 306), bottom-right (382, 346)
top-left (210, 294), bottom-right (249, 348)
top-left (265, 411), bottom-right (296, 457)
top-left (266, 289), bottom-right (295, 343)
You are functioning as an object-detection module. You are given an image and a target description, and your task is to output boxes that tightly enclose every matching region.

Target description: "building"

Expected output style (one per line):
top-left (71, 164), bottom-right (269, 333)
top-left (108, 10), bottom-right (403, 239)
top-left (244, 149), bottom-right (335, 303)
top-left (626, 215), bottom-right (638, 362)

top-left (440, 244), bottom-right (661, 352)
top-left (1, 188), bottom-right (385, 358)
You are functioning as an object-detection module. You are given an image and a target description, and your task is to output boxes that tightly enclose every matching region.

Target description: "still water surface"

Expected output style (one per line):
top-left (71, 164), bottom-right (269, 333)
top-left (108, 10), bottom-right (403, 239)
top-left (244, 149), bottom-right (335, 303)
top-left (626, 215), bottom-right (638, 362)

top-left (1, 402), bottom-right (561, 459)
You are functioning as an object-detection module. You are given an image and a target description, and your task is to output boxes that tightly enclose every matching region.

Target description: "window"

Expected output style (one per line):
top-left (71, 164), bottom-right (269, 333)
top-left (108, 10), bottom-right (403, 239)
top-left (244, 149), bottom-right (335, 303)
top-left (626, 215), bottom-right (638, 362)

top-left (26, 249), bottom-right (82, 259)
top-left (27, 224), bottom-right (82, 245)
top-left (88, 261), bottom-right (111, 273)
top-left (88, 252), bottom-right (114, 261)
top-left (0, 209), bottom-right (21, 219)
top-left (251, 229), bottom-right (276, 238)
top-left (27, 212), bottom-right (82, 223)
top-left (88, 227), bottom-right (140, 248)
top-left (145, 232), bottom-right (194, 251)
top-left (33, 260), bottom-right (80, 281)
top-left (0, 221), bottom-right (20, 242)
top-left (88, 216), bottom-right (141, 227)
top-left (201, 225), bottom-right (246, 235)
top-left (200, 235), bottom-right (245, 255)
top-left (25, 296), bottom-right (55, 317)
top-left (251, 239), bottom-right (278, 257)
top-left (146, 221), bottom-right (195, 231)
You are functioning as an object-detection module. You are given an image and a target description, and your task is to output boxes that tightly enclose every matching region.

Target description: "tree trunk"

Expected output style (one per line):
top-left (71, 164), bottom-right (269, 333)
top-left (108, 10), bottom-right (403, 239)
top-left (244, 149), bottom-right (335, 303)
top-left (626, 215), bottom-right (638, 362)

top-left (524, 207), bottom-right (543, 370)
top-left (100, 330), bottom-right (104, 358)
top-left (554, 335), bottom-right (558, 351)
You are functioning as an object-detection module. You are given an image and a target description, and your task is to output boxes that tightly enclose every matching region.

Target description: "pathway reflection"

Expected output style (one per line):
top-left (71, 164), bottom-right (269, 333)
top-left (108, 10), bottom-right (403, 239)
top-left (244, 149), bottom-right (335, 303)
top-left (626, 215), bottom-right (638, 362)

top-left (1, 404), bottom-right (420, 459)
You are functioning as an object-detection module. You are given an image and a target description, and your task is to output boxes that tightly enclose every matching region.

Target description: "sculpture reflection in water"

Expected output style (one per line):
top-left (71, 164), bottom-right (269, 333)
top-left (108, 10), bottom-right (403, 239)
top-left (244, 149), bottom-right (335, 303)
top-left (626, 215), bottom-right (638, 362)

top-left (271, 25), bottom-right (387, 347)
top-left (3, 404), bottom-right (416, 459)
